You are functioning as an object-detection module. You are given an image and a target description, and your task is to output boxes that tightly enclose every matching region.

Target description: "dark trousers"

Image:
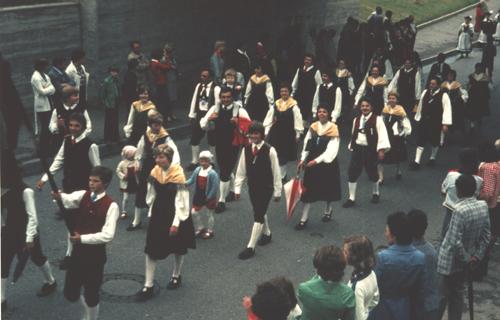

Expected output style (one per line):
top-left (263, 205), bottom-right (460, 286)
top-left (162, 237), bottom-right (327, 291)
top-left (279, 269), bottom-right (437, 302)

top-left (64, 251), bottom-right (105, 307)
top-left (249, 187), bottom-right (273, 223)
top-left (1, 234), bottom-right (47, 278)
top-left (437, 271), bottom-right (465, 320)
top-left (441, 207), bottom-right (453, 240)
top-left (216, 145), bottom-right (240, 181)
top-left (37, 111), bottom-right (52, 157)
top-left (347, 145), bottom-right (379, 182)
top-left (190, 118), bottom-right (216, 146)
top-left (104, 108), bottom-right (119, 142)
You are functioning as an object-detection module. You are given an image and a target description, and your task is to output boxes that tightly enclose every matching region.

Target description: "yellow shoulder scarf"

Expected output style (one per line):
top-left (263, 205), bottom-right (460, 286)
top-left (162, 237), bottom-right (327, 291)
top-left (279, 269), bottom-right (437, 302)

top-left (382, 105), bottom-right (407, 117)
top-left (336, 68), bottom-right (351, 78)
top-left (146, 126), bottom-right (169, 143)
top-left (442, 81), bottom-right (462, 91)
top-left (275, 98), bottom-right (297, 112)
top-left (367, 76), bottom-right (388, 87)
top-left (309, 121), bottom-right (339, 137)
top-left (250, 74), bottom-right (270, 85)
top-left (133, 100), bottom-right (156, 113)
top-left (150, 164), bottom-right (186, 185)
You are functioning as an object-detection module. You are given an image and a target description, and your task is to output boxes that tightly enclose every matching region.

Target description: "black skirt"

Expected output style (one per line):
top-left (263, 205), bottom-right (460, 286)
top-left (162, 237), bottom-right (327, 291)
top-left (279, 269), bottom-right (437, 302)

top-left (383, 136), bottom-right (407, 164)
top-left (301, 159), bottom-right (341, 203)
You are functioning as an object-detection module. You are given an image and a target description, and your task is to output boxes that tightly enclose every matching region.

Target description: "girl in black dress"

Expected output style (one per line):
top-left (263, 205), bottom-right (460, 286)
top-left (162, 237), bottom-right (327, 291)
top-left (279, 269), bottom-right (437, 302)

top-left (442, 70), bottom-right (468, 140)
top-left (135, 145), bottom-right (194, 301)
top-left (354, 65), bottom-right (388, 115)
top-left (264, 83), bottom-right (304, 181)
top-left (466, 63), bottom-right (490, 134)
top-left (295, 106), bottom-right (341, 230)
top-left (378, 92), bottom-right (412, 183)
top-left (123, 87), bottom-right (157, 145)
top-left (244, 64), bottom-right (274, 122)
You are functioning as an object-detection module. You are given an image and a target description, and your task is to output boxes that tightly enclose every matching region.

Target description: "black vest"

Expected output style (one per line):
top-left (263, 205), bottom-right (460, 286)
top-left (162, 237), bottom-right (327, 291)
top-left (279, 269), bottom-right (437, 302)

top-left (194, 82), bottom-right (216, 115)
top-left (214, 106), bottom-right (236, 146)
top-left (351, 115), bottom-right (379, 151)
top-left (297, 67), bottom-right (318, 96)
top-left (55, 103), bottom-right (86, 133)
top-left (318, 84), bottom-right (337, 113)
top-left (421, 89), bottom-right (444, 124)
top-left (63, 136), bottom-right (92, 192)
top-left (244, 143), bottom-right (273, 190)
top-left (2, 186), bottom-right (29, 247)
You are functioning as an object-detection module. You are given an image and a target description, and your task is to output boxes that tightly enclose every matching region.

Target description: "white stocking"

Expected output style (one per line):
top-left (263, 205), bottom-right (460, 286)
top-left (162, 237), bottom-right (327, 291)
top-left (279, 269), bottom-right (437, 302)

top-left (372, 181), bottom-right (380, 195)
top-left (80, 295), bottom-right (90, 320)
top-left (121, 192), bottom-right (129, 213)
top-left (218, 181), bottom-right (229, 202)
top-left (377, 164), bottom-right (384, 183)
top-left (65, 234), bottom-right (73, 257)
top-left (191, 209), bottom-right (203, 232)
top-left (300, 203), bottom-right (311, 222)
top-left (430, 146), bottom-right (439, 160)
top-left (132, 207), bottom-right (142, 226)
top-left (39, 261), bottom-right (55, 284)
top-left (262, 215), bottom-right (271, 236)
top-left (247, 223), bottom-right (264, 249)
top-left (144, 255), bottom-right (156, 288)
top-left (415, 146), bottom-right (424, 164)
top-left (280, 165), bottom-right (287, 179)
top-left (348, 182), bottom-right (357, 201)
top-left (191, 145), bottom-right (200, 164)
top-left (1, 278), bottom-right (6, 303)
top-left (172, 254), bottom-right (184, 278)
top-left (325, 202), bottom-right (333, 215)
top-left (206, 210), bottom-right (215, 231)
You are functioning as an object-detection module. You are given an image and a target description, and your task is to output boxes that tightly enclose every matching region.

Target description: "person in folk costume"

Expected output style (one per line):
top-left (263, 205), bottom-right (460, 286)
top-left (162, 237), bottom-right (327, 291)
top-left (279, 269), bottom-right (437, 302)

top-left (185, 150), bottom-right (219, 239)
top-left (295, 106), bottom-right (341, 230)
top-left (479, 10), bottom-right (496, 45)
top-left (426, 53), bottom-right (451, 88)
top-left (466, 62), bottom-right (490, 134)
top-left (441, 69), bottom-right (468, 140)
top-left (122, 59), bottom-right (139, 114)
top-left (378, 92), bottom-right (412, 183)
top-left (221, 68), bottom-right (244, 102)
top-left (482, 37), bottom-right (497, 78)
top-left (135, 145), bottom-right (194, 301)
top-left (366, 47), bottom-right (394, 82)
top-left (1, 176), bottom-right (57, 313)
top-left (343, 97), bottom-right (391, 208)
top-left (49, 86), bottom-right (92, 151)
top-left (234, 121), bottom-right (282, 260)
top-left (115, 145), bottom-right (140, 219)
top-left (388, 58), bottom-right (422, 116)
top-left (264, 82), bottom-right (304, 182)
top-left (494, 10), bottom-right (500, 42)
top-left (291, 54), bottom-right (322, 124)
top-left (123, 86), bottom-right (157, 146)
top-left (128, 110), bottom-right (180, 231)
top-left (355, 65), bottom-right (388, 116)
top-left (311, 69), bottom-right (342, 123)
top-left (336, 59), bottom-right (356, 123)
top-left (51, 166), bottom-right (118, 320)
top-left (187, 68), bottom-right (220, 172)
top-left (457, 16), bottom-right (474, 58)
top-left (244, 64), bottom-right (274, 122)
top-left (410, 77), bottom-right (452, 170)
top-left (200, 87), bottom-right (251, 213)
top-left (65, 49), bottom-right (90, 109)
top-left (37, 112), bottom-right (101, 270)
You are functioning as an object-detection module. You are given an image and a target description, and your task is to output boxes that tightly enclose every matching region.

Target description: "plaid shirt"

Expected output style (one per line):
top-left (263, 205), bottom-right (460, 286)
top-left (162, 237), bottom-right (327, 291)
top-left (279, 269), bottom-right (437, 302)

top-left (478, 161), bottom-right (500, 208)
top-left (437, 197), bottom-right (491, 275)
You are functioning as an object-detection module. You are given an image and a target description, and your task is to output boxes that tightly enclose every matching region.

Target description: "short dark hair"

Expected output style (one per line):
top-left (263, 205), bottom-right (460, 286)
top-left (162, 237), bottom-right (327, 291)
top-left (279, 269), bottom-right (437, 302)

top-left (251, 282), bottom-right (290, 320)
top-left (71, 48), bottom-right (85, 62)
top-left (407, 209), bottom-right (428, 239)
top-left (248, 121), bottom-right (265, 137)
top-left (313, 245), bottom-right (346, 281)
top-left (437, 53), bottom-right (446, 62)
top-left (219, 87), bottom-right (234, 97)
top-left (304, 53), bottom-right (315, 62)
top-left (90, 166), bottom-right (113, 186)
top-left (359, 96), bottom-right (373, 106)
top-left (320, 69), bottom-right (334, 80)
top-left (279, 81), bottom-right (292, 92)
top-left (375, 6), bottom-right (383, 14)
top-left (387, 211), bottom-right (412, 245)
top-left (52, 56), bottom-right (66, 67)
top-left (68, 112), bottom-right (87, 130)
top-left (343, 235), bottom-right (375, 272)
top-left (268, 277), bottom-right (297, 309)
top-left (428, 77), bottom-right (442, 85)
top-left (137, 86), bottom-right (149, 95)
top-left (458, 148), bottom-right (479, 175)
top-left (456, 174), bottom-right (476, 198)
top-left (316, 105), bottom-right (331, 115)
top-left (130, 40), bottom-right (141, 48)
top-left (200, 67), bottom-right (212, 77)
top-left (34, 58), bottom-right (49, 72)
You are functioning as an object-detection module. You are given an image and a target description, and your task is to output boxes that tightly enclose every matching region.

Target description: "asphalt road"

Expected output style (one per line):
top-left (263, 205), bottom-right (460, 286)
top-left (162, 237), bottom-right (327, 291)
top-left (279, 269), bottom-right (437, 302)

top-left (3, 49), bottom-right (500, 320)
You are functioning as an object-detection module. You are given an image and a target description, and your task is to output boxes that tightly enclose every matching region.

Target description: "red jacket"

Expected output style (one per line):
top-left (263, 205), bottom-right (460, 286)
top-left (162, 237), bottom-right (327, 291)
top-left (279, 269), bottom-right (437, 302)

top-left (150, 59), bottom-right (171, 85)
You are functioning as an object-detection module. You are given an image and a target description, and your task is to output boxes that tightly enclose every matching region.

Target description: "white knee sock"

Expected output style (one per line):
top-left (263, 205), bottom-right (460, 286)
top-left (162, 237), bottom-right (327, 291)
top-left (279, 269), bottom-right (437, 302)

top-left (39, 261), bottom-right (55, 284)
top-left (247, 223), bottom-right (264, 249)
top-left (396, 163), bottom-right (402, 175)
top-left (121, 192), bottom-right (129, 213)
top-left (430, 146), bottom-right (439, 160)
top-left (372, 181), bottom-right (380, 195)
top-left (172, 254), bottom-right (184, 278)
top-left (206, 210), bottom-right (215, 231)
top-left (144, 255), bottom-right (156, 288)
top-left (80, 295), bottom-right (90, 320)
top-left (132, 207), bottom-right (142, 226)
top-left (325, 202), bottom-right (333, 215)
top-left (88, 304), bottom-right (99, 320)
top-left (229, 173), bottom-right (235, 193)
top-left (280, 165), bottom-right (287, 179)
top-left (218, 181), bottom-right (229, 202)
top-left (191, 145), bottom-right (200, 164)
top-left (440, 131), bottom-right (445, 146)
top-left (262, 215), bottom-right (271, 236)
top-left (377, 164), bottom-right (384, 182)
top-left (191, 209), bottom-right (203, 232)
top-left (348, 182), bottom-right (357, 201)
top-left (209, 146), bottom-right (216, 161)
top-left (300, 203), bottom-right (311, 222)
top-left (1, 278), bottom-right (6, 303)
top-left (65, 235), bottom-right (73, 257)
top-left (415, 147), bottom-right (424, 164)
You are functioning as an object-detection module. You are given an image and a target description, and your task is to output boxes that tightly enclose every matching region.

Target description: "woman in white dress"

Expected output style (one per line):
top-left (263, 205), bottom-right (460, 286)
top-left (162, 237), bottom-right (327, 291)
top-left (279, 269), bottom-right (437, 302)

top-left (457, 16), bottom-right (474, 57)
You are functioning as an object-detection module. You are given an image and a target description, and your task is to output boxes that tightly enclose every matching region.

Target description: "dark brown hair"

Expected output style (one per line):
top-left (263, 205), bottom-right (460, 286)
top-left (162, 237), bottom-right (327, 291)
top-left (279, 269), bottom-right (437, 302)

top-left (343, 235), bottom-right (376, 272)
top-left (313, 245), bottom-right (346, 281)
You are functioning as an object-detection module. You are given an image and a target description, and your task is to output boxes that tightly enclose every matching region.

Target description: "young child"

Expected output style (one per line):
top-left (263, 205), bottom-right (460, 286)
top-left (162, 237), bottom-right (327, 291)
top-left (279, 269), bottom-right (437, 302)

top-left (100, 66), bottom-right (121, 142)
top-left (344, 235), bottom-right (380, 320)
top-left (116, 145), bottom-right (139, 219)
top-left (135, 145), bottom-right (195, 301)
top-left (185, 150), bottom-right (220, 239)
top-left (221, 68), bottom-right (244, 102)
top-left (51, 166), bottom-right (118, 320)
top-left (123, 86), bottom-right (157, 145)
top-left (234, 121), bottom-right (282, 260)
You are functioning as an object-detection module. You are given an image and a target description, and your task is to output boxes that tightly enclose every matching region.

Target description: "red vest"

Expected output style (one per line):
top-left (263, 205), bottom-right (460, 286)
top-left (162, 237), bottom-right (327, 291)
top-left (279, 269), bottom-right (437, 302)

top-left (75, 191), bottom-right (113, 235)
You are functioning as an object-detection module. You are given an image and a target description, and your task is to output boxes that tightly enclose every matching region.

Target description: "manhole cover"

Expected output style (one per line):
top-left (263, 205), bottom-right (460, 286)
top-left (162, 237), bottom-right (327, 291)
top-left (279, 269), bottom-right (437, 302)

top-left (100, 273), bottom-right (160, 302)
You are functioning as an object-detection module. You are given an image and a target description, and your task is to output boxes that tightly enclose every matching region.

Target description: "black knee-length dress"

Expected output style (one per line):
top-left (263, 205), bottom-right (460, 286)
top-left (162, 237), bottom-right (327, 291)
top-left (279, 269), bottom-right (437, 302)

top-left (381, 105), bottom-right (411, 164)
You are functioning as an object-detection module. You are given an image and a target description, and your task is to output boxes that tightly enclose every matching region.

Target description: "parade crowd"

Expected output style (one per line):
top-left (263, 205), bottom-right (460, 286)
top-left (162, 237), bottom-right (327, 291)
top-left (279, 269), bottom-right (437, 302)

top-left (2, 3), bottom-right (500, 320)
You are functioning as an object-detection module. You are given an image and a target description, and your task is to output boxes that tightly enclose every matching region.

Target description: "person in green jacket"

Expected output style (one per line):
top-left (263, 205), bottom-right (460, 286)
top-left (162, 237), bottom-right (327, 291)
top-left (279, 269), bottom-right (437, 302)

top-left (298, 245), bottom-right (356, 320)
top-left (100, 66), bottom-right (121, 142)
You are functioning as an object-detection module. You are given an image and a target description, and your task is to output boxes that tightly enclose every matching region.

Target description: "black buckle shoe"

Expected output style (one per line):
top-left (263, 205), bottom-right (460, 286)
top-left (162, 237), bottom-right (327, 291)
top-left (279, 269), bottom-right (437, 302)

top-left (238, 247), bottom-right (255, 260)
top-left (257, 233), bottom-right (272, 246)
top-left (342, 199), bottom-right (355, 208)
top-left (409, 162), bottom-right (420, 171)
top-left (126, 222), bottom-right (142, 231)
top-left (321, 213), bottom-right (332, 222)
top-left (37, 281), bottom-right (57, 297)
top-left (167, 276), bottom-right (182, 290)
top-left (294, 220), bottom-right (308, 230)
top-left (135, 286), bottom-right (154, 302)
top-left (371, 194), bottom-right (380, 204)
top-left (214, 202), bottom-right (226, 213)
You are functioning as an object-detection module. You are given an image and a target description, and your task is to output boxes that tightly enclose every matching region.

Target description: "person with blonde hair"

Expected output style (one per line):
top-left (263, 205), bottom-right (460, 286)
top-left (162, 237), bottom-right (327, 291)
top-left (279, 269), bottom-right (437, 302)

top-left (116, 145), bottom-right (139, 219)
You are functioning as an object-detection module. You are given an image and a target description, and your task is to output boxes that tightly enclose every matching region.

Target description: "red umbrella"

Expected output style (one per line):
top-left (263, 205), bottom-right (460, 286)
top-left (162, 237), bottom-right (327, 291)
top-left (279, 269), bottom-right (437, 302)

top-left (284, 171), bottom-right (303, 219)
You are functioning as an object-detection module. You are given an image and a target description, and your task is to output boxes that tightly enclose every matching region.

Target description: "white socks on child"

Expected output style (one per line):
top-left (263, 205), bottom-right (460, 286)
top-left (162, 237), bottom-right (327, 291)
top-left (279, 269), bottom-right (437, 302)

top-left (144, 255), bottom-right (156, 288)
top-left (191, 145), bottom-right (200, 164)
top-left (348, 182), bottom-right (357, 201)
top-left (192, 208), bottom-right (215, 232)
top-left (247, 223), bottom-right (264, 249)
top-left (372, 181), bottom-right (380, 195)
top-left (191, 209), bottom-right (202, 233)
top-left (263, 215), bottom-right (271, 236)
top-left (39, 261), bottom-right (55, 284)
top-left (415, 147), bottom-right (424, 164)
top-left (218, 181), bottom-right (230, 203)
top-left (430, 146), bottom-right (439, 160)
top-left (300, 203), bottom-right (311, 222)
top-left (1, 278), bottom-right (6, 303)
top-left (172, 254), bottom-right (184, 278)
top-left (121, 192), bottom-right (129, 213)
top-left (132, 207), bottom-right (142, 226)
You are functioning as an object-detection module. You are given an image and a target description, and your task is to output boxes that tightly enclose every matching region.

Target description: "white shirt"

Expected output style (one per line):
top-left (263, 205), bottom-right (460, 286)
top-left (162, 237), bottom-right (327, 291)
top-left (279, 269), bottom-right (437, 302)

top-left (65, 62), bottom-right (89, 98)
top-left (350, 113), bottom-right (391, 152)
top-left (234, 141), bottom-right (282, 198)
top-left (347, 271), bottom-right (380, 320)
top-left (23, 188), bottom-right (38, 243)
top-left (243, 77), bottom-right (274, 107)
top-left (49, 104), bottom-right (92, 137)
top-left (312, 83), bottom-right (343, 121)
top-left (135, 134), bottom-right (181, 165)
top-left (60, 190), bottom-right (119, 244)
top-left (415, 89), bottom-right (453, 125)
top-left (388, 68), bottom-right (422, 100)
top-left (354, 77), bottom-right (389, 106)
top-left (441, 172), bottom-right (483, 210)
top-left (263, 103), bottom-right (304, 139)
top-left (188, 82), bottom-right (221, 119)
top-left (41, 134), bottom-right (101, 182)
top-left (300, 123), bottom-right (340, 163)
top-left (199, 102), bottom-right (249, 130)
top-left (291, 66), bottom-right (322, 96)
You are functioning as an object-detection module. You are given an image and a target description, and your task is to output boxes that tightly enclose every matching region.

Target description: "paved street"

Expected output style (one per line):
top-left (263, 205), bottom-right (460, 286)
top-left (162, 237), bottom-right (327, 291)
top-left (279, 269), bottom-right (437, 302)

top-left (4, 48), bottom-right (500, 320)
